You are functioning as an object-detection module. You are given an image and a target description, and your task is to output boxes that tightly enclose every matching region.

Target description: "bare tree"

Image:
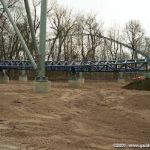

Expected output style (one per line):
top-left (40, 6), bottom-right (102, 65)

top-left (74, 14), bottom-right (104, 61)
top-left (105, 26), bottom-right (124, 60)
top-left (0, 0), bottom-right (21, 59)
top-left (48, 5), bottom-right (77, 61)
top-left (85, 14), bottom-right (103, 60)
top-left (124, 20), bottom-right (145, 59)
top-left (142, 37), bottom-right (150, 57)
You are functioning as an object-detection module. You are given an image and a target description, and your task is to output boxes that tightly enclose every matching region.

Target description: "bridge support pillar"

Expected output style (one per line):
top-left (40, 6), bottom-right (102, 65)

top-left (19, 70), bottom-right (28, 82)
top-left (0, 70), bottom-right (9, 84)
top-left (78, 72), bottom-right (85, 84)
top-left (68, 73), bottom-right (81, 88)
top-left (145, 72), bottom-right (150, 79)
top-left (33, 77), bottom-right (51, 93)
top-left (33, 0), bottom-right (50, 93)
top-left (118, 72), bottom-right (125, 83)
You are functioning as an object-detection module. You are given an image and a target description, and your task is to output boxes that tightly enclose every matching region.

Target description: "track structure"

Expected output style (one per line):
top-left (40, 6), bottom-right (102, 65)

top-left (0, 59), bottom-right (149, 72)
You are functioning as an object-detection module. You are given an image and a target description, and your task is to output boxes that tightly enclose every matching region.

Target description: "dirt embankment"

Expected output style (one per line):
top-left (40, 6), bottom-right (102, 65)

top-left (123, 79), bottom-right (150, 91)
top-left (0, 81), bottom-right (150, 150)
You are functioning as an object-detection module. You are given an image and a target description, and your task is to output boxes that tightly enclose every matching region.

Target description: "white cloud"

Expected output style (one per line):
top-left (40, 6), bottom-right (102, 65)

top-left (57, 0), bottom-right (150, 36)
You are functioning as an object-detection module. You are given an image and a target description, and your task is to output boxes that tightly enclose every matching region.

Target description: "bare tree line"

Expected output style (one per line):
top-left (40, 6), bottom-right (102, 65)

top-left (0, 0), bottom-right (150, 62)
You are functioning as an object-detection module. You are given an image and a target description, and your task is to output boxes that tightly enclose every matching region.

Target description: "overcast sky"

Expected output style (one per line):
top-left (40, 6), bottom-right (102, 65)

top-left (57, 0), bottom-right (150, 36)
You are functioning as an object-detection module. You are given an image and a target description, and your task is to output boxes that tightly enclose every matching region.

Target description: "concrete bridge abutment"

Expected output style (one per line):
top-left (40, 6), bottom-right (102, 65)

top-left (117, 72), bottom-right (125, 83)
top-left (19, 70), bottom-right (28, 82)
top-left (0, 70), bottom-right (9, 84)
top-left (68, 72), bottom-right (85, 88)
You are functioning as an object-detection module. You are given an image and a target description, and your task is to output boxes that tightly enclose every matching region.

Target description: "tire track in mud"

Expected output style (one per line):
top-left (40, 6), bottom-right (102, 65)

top-left (18, 144), bottom-right (106, 150)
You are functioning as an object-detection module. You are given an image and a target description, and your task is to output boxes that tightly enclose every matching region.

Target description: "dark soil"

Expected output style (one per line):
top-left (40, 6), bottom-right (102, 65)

top-left (123, 79), bottom-right (150, 91)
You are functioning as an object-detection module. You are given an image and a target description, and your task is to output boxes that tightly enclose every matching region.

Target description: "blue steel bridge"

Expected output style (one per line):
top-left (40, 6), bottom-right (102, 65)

top-left (0, 59), bottom-right (149, 72)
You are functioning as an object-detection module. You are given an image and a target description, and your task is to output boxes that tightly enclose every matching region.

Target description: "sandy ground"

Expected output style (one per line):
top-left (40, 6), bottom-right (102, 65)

top-left (0, 80), bottom-right (150, 150)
